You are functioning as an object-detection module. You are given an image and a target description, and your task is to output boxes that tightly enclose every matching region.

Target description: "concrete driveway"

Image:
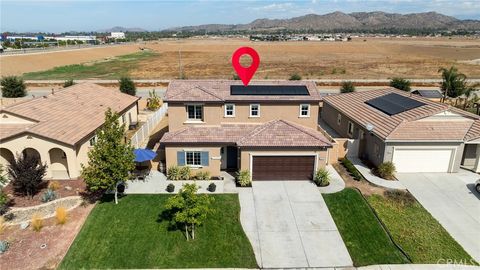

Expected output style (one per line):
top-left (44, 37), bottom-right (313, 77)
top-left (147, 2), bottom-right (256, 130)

top-left (397, 170), bottom-right (480, 263)
top-left (238, 181), bottom-right (352, 268)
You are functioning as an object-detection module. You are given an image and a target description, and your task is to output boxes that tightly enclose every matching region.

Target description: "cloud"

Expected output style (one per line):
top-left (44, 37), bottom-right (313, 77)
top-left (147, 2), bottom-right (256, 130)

top-left (249, 2), bottom-right (295, 12)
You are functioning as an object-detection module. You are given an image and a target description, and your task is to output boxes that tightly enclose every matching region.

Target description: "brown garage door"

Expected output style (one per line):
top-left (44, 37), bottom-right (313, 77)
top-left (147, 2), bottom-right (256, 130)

top-left (252, 156), bottom-right (315, 181)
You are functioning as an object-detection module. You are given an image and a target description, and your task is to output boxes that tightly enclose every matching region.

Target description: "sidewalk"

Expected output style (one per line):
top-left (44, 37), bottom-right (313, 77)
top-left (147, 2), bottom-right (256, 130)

top-left (318, 165), bottom-right (346, 194)
top-left (350, 157), bottom-right (406, 190)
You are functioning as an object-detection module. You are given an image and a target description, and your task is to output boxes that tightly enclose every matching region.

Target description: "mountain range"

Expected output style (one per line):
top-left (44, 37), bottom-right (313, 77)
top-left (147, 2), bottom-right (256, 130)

top-left (167, 11), bottom-right (480, 32)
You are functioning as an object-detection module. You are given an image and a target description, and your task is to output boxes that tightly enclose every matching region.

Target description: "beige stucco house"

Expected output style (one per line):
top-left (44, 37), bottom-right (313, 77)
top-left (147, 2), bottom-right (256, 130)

top-left (0, 82), bottom-right (139, 179)
top-left (160, 80), bottom-right (333, 181)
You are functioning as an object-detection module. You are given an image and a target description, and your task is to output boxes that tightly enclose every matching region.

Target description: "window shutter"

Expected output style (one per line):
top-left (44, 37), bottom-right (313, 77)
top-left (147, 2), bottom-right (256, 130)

top-left (177, 151), bottom-right (185, 166)
top-left (200, 151), bottom-right (209, 166)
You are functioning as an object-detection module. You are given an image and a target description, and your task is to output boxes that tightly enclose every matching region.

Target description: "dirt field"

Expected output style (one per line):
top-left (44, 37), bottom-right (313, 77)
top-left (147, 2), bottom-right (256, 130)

top-left (2, 37), bottom-right (480, 79)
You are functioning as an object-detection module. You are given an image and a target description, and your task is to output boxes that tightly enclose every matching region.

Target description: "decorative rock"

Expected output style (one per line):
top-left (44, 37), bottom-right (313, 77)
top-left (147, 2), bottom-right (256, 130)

top-left (20, 221), bottom-right (29, 230)
top-left (64, 186), bottom-right (73, 191)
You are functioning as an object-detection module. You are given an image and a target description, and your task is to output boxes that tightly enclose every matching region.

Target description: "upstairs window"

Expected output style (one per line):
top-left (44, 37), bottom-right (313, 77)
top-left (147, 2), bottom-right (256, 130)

top-left (299, 104), bottom-right (310, 117)
top-left (347, 121), bottom-right (354, 136)
top-left (89, 136), bottom-right (97, 146)
top-left (186, 104), bottom-right (203, 121)
top-left (225, 104), bottom-right (235, 117)
top-left (250, 104), bottom-right (260, 117)
top-left (337, 114), bottom-right (342, 125)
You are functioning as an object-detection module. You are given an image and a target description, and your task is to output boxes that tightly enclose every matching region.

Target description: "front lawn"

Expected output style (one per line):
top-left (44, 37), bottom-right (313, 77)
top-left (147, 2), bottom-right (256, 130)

top-left (59, 194), bottom-right (257, 269)
top-left (323, 188), bottom-right (409, 266)
top-left (367, 193), bottom-right (476, 265)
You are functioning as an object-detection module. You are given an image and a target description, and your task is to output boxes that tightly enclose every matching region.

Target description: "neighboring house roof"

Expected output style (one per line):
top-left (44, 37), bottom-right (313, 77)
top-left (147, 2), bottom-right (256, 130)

top-left (0, 82), bottom-right (139, 146)
top-left (412, 89), bottom-right (443, 99)
top-left (164, 80), bottom-right (322, 103)
top-left (323, 88), bottom-right (480, 142)
top-left (160, 119), bottom-right (332, 148)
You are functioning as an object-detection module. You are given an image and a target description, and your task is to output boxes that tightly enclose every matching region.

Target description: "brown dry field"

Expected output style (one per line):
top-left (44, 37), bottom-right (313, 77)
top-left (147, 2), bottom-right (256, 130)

top-left (2, 37), bottom-right (480, 79)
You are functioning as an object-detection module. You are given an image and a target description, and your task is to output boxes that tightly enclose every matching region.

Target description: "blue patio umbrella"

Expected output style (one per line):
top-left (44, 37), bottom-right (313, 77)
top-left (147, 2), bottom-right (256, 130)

top-left (133, 148), bottom-right (157, 162)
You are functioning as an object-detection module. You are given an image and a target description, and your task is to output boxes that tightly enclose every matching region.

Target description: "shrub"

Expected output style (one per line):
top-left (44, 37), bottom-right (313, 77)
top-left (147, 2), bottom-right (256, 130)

top-left (376, 162), bottom-right (396, 179)
top-left (0, 217), bottom-right (4, 235)
top-left (63, 79), bottom-right (75, 88)
top-left (167, 166), bottom-right (181, 180)
top-left (314, 168), bottom-right (330, 187)
top-left (119, 77), bottom-right (136, 96)
top-left (195, 171), bottom-right (210, 180)
top-left (233, 74), bottom-right (240, 80)
top-left (179, 166), bottom-right (191, 180)
top-left (390, 77), bottom-right (411, 92)
top-left (207, 182), bottom-right (216, 192)
top-left (31, 213), bottom-right (43, 232)
top-left (340, 81), bottom-right (355, 93)
top-left (236, 170), bottom-right (251, 187)
top-left (146, 90), bottom-right (162, 111)
top-left (166, 183), bottom-right (175, 193)
top-left (8, 154), bottom-right (47, 198)
top-left (289, 73), bottom-right (302, 80)
top-left (1, 76), bottom-right (26, 98)
top-left (56, 207), bottom-right (68, 225)
top-left (384, 190), bottom-right (416, 205)
top-left (0, 191), bottom-right (9, 215)
top-left (341, 158), bottom-right (363, 180)
top-left (0, 240), bottom-right (9, 254)
top-left (48, 180), bottom-right (61, 191)
top-left (41, 189), bottom-right (57, 203)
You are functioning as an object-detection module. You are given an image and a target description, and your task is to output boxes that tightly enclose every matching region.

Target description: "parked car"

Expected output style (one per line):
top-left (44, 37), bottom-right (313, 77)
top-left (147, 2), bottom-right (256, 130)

top-left (476, 179), bottom-right (480, 193)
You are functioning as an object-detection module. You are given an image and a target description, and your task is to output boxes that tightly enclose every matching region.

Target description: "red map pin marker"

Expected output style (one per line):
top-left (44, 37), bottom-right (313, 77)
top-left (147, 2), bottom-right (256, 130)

top-left (232, 47), bottom-right (260, 86)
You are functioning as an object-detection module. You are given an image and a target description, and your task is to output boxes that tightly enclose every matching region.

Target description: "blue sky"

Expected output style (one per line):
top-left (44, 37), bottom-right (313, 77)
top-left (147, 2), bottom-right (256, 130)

top-left (1, 0), bottom-right (479, 33)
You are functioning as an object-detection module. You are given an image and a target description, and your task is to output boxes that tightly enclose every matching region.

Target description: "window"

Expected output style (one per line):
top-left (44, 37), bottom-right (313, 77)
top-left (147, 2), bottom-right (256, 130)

top-left (299, 104), bottom-right (310, 117)
top-left (250, 104), bottom-right (260, 117)
top-left (89, 136), bottom-right (96, 146)
top-left (186, 105), bottom-right (203, 120)
top-left (347, 121), bottom-right (354, 136)
top-left (186, 151), bottom-right (201, 166)
top-left (224, 104), bottom-right (235, 117)
top-left (121, 114), bottom-right (126, 123)
top-left (374, 144), bottom-right (380, 159)
top-left (337, 114), bottom-right (342, 125)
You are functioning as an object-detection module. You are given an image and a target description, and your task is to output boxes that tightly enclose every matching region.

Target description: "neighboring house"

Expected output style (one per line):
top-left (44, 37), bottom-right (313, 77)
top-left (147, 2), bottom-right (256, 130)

top-left (160, 80), bottom-right (332, 180)
top-left (0, 83), bottom-right (139, 179)
top-left (411, 89), bottom-right (443, 102)
top-left (322, 88), bottom-right (480, 173)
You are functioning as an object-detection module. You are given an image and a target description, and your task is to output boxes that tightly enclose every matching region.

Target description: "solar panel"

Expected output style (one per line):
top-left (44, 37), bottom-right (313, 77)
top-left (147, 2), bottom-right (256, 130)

top-left (365, 93), bottom-right (425, 116)
top-left (230, 85), bottom-right (309, 96)
top-left (413, 90), bottom-right (443, 98)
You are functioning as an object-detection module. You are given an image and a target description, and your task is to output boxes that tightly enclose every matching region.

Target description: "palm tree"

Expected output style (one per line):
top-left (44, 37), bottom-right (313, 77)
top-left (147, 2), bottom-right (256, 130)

top-left (438, 66), bottom-right (466, 102)
top-left (463, 83), bottom-right (480, 109)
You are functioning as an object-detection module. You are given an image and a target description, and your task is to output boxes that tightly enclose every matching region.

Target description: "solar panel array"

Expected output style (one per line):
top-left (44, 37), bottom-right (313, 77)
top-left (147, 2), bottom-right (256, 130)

top-left (365, 93), bottom-right (425, 116)
top-left (230, 85), bottom-right (309, 96)
top-left (412, 90), bottom-right (443, 98)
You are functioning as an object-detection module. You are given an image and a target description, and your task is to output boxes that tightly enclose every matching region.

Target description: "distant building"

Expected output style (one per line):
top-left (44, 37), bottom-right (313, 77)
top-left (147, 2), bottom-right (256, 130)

top-left (55, 35), bottom-right (97, 42)
top-left (110, 32), bottom-right (126, 39)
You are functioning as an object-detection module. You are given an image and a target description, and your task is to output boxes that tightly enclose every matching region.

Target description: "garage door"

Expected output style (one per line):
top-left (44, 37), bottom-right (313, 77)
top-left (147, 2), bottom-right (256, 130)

top-left (252, 156), bottom-right (315, 180)
top-left (392, 148), bottom-right (453, 173)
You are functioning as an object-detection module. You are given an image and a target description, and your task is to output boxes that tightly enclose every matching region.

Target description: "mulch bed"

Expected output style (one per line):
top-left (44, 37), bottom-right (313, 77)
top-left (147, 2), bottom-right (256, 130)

top-left (0, 202), bottom-right (94, 270)
top-left (4, 179), bottom-right (86, 208)
top-left (333, 163), bottom-right (386, 196)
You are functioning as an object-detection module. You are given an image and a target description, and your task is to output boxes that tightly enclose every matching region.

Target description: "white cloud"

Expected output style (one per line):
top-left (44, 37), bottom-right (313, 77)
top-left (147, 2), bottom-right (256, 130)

top-left (249, 2), bottom-right (295, 12)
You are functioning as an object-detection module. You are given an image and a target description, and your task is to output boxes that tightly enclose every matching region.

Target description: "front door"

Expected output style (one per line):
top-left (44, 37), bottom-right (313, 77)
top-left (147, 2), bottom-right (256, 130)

top-left (226, 146), bottom-right (238, 170)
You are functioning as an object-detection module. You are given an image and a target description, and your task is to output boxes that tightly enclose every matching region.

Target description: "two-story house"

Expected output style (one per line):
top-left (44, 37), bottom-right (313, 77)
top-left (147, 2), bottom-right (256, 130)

top-left (160, 80), bottom-right (332, 181)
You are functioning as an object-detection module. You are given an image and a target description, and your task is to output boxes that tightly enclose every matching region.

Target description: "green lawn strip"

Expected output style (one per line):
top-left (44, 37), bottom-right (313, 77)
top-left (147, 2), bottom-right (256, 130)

top-left (59, 194), bottom-right (257, 269)
top-left (23, 51), bottom-right (156, 80)
top-left (367, 194), bottom-right (477, 265)
top-left (323, 188), bottom-right (409, 266)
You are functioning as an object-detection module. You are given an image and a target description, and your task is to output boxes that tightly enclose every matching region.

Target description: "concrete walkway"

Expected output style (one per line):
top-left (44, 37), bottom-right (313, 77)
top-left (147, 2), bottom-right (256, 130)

top-left (358, 264), bottom-right (480, 270)
top-left (397, 171), bottom-right (480, 263)
top-left (318, 165), bottom-right (346, 194)
top-left (238, 181), bottom-right (352, 268)
top-left (350, 157), bottom-right (406, 190)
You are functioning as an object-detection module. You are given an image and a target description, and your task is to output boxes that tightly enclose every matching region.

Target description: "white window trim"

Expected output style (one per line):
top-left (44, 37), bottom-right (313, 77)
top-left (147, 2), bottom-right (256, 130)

top-left (299, 104), bottom-right (310, 117)
top-left (224, 103), bottom-right (235, 117)
top-left (186, 104), bottom-right (204, 121)
top-left (347, 121), bottom-right (354, 136)
top-left (185, 151), bottom-right (202, 167)
top-left (249, 104), bottom-right (260, 118)
top-left (337, 113), bottom-right (342, 125)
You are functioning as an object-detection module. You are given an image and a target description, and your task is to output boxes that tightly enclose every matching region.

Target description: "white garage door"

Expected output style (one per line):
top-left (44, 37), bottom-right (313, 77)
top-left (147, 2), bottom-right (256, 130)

top-left (392, 148), bottom-right (453, 173)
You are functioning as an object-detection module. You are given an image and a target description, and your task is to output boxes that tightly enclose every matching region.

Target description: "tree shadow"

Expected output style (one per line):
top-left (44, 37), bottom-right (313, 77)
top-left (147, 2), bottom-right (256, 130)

top-left (157, 208), bottom-right (189, 239)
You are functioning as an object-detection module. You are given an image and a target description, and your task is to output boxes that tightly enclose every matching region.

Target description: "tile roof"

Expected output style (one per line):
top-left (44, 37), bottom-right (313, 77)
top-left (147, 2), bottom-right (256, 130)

top-left (164, 80), bottom-right (321, 103)
top-left (323, 88), bottom-right (480, 142)
top-left (160, 120), bottom-right (331, 148)
top-left (0, 82), bottom-right (138, 146)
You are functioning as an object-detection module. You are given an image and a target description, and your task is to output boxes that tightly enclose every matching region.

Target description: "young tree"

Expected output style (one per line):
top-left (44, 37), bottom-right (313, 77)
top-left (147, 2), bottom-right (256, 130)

top-left (438, 66), bottom-right (467, 102)
top-left (8, 154), bottom-right (47, 198)
top-left (164, 183), bottom-right (214, 240)
top-left (462, 83), bottom-right (480, 109)
top-left (389, 77), bottom-right (411, 92)
top-left (1, 76), bottom-right (27, 98)
top-left (146, 90), bottom-right (162, 111)
top-left (63, 79), bottom-right (76, 88)
top-left (81, 108), bottom-right (135, 204)
top-left (340, 81), bottom-right (355, 93)
top-left (119, 77), bottom-right (136, 96)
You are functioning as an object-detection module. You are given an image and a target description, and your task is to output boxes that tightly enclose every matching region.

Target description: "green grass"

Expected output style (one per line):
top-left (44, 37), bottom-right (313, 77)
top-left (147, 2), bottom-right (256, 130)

top-left (59, 194), bottom-right (257, 269)
top-left (23, 51), bottom-right (156, 80)
top-left (323, 188), bottom-right (409, 266)
top-left (367, 194), bottom-right (477, 265)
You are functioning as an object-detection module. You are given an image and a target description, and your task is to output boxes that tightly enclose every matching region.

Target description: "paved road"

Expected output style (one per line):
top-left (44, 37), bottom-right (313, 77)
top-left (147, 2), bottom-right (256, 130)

top-left (238, 181), bottom-right (352, 268)
top-left (397, 170), bottom-right (480, 263)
